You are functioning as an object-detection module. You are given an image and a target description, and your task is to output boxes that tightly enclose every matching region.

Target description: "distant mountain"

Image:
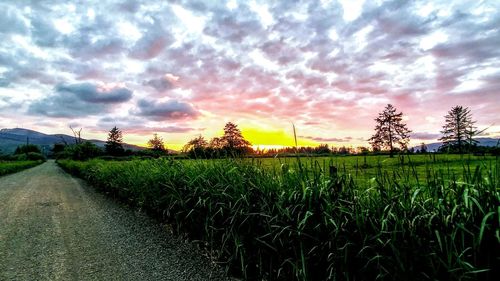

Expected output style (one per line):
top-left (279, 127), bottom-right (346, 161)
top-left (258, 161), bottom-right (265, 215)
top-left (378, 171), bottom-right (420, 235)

top-left (0, 128), bottom-right (145, 155)
top-left (415, 138), bottom-right (499, 152)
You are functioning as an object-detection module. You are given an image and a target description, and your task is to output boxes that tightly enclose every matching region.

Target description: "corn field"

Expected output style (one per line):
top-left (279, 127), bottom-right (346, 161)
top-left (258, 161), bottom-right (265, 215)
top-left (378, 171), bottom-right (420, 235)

top-left (58, 155), bottom-right (499, 280)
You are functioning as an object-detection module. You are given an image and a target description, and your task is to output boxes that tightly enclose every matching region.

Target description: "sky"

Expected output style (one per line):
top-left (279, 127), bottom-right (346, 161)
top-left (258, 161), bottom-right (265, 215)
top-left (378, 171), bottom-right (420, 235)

top-left (0, 0), bottom-right (499, 150)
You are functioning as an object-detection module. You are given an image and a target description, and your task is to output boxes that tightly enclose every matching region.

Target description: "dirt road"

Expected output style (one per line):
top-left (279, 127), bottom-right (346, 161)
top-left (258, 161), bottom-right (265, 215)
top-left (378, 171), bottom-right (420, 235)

top-left (0, 160), bottom-right (228, 281)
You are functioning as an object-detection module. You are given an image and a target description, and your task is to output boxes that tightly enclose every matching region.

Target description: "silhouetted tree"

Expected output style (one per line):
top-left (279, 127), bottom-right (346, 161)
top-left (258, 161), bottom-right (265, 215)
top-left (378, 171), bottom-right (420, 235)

top-left (51, 143), bottom-right (66, 158)
top-left (221, 122), bottom-right (252, 156)
top-left (147, 133), bottom-right (166, 152)
top-left (464, 123), bottom-right (487, 153)
top-left (70, 126), bottom-right (83, 144)
top-left (420, 142), bottom-right (428, 153)
top-left (209, 137), bottom-right (224, 149)
top-left (314, 144), bottom-right (331, 154)
top-left (357, 146), bottom-right (370, 155)
top-left (64, 141), bottom-right (102, 160)
top-left (337, 146), bottom-right (353, 155)
top-left (105, 126), bottom-right (124, 156)
top-left (183, 135), bottom-right (208, 158)
top-left (369, 104), bottom-right (411, 158)
top-left (439, 106), bottom-right (476, 154)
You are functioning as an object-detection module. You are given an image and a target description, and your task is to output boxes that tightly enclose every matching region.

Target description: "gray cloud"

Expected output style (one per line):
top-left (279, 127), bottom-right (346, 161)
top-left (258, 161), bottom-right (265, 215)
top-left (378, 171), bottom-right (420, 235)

top-left (130, 126), bottom-right (195, 133)
top-left (0, 4), bottom-right (28, 34)
top-left (202, 3), bottom-right (265, 43)
top-left (129, 34), bottom-right (171, 60)
top-left (55, 83), bottom-right (132, 104)
top-left (97, 116), bottom-right (195, 133)
top-left (411, 132), bottom-right (441, 140)
top-left (73, 38), bottom-right (125, 59)
top-left (0, 78), bottom-right (10, 87)
top-left (29, 94), bottom-right (106, 118)
top-left (30, 16), bottom-right (61, 47)
top-left (129, 18), bottom-right (173, 60)
top-left (118, 0), bottom-right (141, 13)
top-left (28, 82), bottom-right (133, 118)
top-left (478, 131), bottom-right (500, 137)
top-left (143, 76), bottom-right (174, 92)
top-left (133, 99), bottom-right (199, 120)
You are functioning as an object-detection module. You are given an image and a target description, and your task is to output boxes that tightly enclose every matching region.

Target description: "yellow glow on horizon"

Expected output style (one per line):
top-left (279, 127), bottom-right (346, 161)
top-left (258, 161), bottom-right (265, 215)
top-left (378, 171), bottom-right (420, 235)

top-left (252, 144), bottom-right (286, 151)
top-left (242, 127), bottom-right (317, 147)
top-left (126, 125), bottom-right (380, 152)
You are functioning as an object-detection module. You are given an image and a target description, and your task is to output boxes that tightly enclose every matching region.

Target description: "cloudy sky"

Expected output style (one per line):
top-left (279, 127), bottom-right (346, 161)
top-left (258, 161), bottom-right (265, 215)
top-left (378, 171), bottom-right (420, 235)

top-left (0, 0), bottom-right (499, 149)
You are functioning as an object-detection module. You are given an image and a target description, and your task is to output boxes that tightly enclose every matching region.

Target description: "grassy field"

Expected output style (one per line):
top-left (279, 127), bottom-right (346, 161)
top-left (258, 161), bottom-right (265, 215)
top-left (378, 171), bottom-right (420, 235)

top-left (0, 160), bottom-right (44, 177)
top-left (58, 154), bottom-right (499, 280)
top-left (247, 154), bottom-right (498, 185)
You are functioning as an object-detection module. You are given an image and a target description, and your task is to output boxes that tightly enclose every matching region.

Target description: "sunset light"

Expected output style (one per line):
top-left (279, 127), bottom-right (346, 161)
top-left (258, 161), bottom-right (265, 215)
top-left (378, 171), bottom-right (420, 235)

top-left (1, 1), bottom-right (499, 280)
top-left (0, 0), bottom-right (498, 150)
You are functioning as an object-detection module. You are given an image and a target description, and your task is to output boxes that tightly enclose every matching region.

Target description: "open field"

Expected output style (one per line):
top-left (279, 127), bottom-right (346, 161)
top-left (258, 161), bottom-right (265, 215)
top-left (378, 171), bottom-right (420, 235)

top-left (0, 160), bottom-right (44, 177)
top-left (58, 155), bottom-right (499, 280)
top-left (247, 154), bottom-right (499, 186)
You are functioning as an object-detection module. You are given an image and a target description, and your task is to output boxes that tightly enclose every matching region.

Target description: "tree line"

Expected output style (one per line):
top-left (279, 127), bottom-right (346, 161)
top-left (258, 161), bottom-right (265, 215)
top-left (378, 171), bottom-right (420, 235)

top-left (7, 103), bottom-right (496, 161)
top-left (179, 103), bottom-right (494, 158)
top-left (41, 122), bottom-right (252, 160)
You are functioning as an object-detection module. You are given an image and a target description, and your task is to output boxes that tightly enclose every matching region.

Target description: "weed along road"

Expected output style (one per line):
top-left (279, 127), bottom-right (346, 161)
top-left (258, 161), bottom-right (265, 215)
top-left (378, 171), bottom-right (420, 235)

top-left (0, 160), bottom-right (228, 281)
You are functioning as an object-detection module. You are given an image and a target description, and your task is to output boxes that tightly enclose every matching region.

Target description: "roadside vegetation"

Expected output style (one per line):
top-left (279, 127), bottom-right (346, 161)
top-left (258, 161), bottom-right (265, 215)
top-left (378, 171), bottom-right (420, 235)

top-left (0, 144), bottom-right (45, 176)
top-left (0, 160), bottom-right (44, 176)
top-left (58, 154), bottom-right (499, 280)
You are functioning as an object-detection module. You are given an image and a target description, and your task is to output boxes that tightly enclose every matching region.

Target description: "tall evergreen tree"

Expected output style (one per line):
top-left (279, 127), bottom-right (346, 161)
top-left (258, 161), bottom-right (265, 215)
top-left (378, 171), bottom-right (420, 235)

top-left (369, 104), bottom-right (411, 157)
top-left (439, 106), bottom-right (476, 153)
top-left (105, 126), bottom-right (124, 156)
top-left (221, 122), bottom-right (252, 156)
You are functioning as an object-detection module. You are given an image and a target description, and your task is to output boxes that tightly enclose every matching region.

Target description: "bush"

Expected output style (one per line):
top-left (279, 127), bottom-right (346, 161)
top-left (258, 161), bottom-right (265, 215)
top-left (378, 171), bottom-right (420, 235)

top-left (0, 154), bottom-right (17, 161)
top-left (0, 160), bottom-right (43, 176)
top-left (97, 155), bottom-right (136, 161)
top-left (14, 144), bottom-right (41, 154)
top-left (15, 152), bottom-right (46, 161)
top-left (61, 142), bottom-right (103, 160)
top-left (135, 149), bottom-right (168, 158)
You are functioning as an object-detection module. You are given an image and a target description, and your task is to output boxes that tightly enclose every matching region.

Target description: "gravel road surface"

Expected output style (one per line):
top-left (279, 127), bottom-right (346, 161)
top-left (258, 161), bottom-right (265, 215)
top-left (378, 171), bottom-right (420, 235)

top-left (0, 160), bottom-right (229, 281)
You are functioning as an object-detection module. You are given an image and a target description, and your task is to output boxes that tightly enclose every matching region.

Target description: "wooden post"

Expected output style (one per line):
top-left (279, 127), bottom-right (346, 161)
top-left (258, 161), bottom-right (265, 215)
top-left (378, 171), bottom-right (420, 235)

top-left (329, 165), bottom-right (337, 178)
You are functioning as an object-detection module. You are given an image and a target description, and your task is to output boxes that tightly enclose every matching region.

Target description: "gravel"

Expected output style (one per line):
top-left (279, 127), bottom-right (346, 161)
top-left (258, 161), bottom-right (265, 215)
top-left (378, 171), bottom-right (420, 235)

top-left (0, 160), bottom-right (230, 281)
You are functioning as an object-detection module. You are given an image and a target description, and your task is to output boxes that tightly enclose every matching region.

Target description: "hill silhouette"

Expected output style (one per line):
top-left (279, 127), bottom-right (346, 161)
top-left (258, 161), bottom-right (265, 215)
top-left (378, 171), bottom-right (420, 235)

top-left (414, 138), bottom-right (499, 152)
top-left (0, 128), bottom-right (144, 154)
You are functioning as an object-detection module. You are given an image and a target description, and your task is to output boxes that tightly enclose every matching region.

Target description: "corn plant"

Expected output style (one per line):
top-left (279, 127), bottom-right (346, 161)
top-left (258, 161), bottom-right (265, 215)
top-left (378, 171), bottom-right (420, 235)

top-left (58, 155), bottom-right (499, 280)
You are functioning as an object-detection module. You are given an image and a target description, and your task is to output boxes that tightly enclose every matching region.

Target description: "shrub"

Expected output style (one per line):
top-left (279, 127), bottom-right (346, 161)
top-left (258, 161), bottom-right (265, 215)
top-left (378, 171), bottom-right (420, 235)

top-left (15, 152), bottom-right (46, 161)
top-left (14, 144), bottom-right (41, 154)
top-left (62, 142), bottom-right (103, 160)
top-left (0, 160), bottom-right (43, 176)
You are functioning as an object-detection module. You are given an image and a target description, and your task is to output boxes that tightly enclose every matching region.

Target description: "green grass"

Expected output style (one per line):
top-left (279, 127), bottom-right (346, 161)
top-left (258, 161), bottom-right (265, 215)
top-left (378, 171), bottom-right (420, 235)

top-left (247, 154), bottom-right (496, 183)
top-left (0, 160), bottom-right (44, 176)
top-left (58, 155), bottom-right (499, 280)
